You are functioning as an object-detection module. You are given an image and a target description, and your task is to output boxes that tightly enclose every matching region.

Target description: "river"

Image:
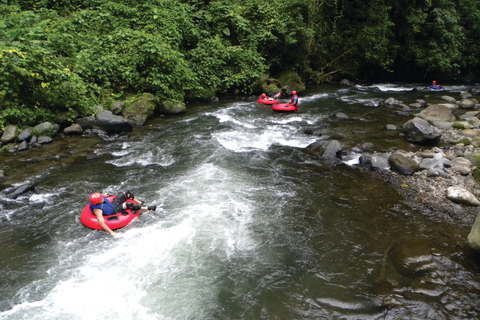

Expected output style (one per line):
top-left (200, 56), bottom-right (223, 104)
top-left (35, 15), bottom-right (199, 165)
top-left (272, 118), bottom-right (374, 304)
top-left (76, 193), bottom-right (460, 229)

top-left (1, 83), bottom-right (479, 319)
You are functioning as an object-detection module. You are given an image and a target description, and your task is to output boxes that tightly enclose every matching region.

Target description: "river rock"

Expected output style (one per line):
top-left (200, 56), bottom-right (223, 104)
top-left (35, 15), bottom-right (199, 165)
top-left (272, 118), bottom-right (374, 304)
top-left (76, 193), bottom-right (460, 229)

top-left (76, 116), bottom-right (95, 130)
top-left (306, 140), bottom-right (343, 161)
top-left (0, 124), bottom-right (19, 144)
top-left (17, 128), bottom-right (32, 142)
top-left (385, 124), bottom-right (397, 131)
top-left (34, 122), bottom-right (53, 136)
top-left (111, 101), bottom-right (125, 115)
top-left (122, 93), bottom-right (157, 126)
top-left (384, 97), bottom-right (402, 106)
top-left (459, 99), bottom-right (475, 109)
top-left (371, 154), bottom-right (390, 170)
top-left (441, 96), bottom-right (457, 103)
top-left (38, 136), bottom-right (53, 144)
top-left (467, 212), bottom-right (480, 251)
top-left (63, 123), bottom-right (83, 135)
top-left (17, 140), bottom-right (29, 151)
top-left (388, 154), bottom-right (419, 175)
top-left (7, 183), bottom-right (35, 199)
top-left (402, 117), bottom-right (442, 145)
top-left (418, 104), bottom-right (456, 123)
top-left (95, 111), bottom-right (133, 133)
top-left (450, 157), bottom-right (472, 175)
top-left (158, 101), bottom-right (187, 115)
top-left (446, 186), bottom-right (480, 206)
top-left (334, 112), bottom-right (349, 119)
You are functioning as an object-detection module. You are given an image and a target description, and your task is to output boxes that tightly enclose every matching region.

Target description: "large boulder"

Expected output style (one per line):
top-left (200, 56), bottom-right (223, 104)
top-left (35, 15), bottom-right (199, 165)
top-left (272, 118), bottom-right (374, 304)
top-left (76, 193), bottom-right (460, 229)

top-left (0, 124), bottom-right (19, 143)
top-left (33, 122), bottom-right (54, 136)
top-left (122, 93), bottom-right (157, 125)
top-left (402, 117), bottom-right (442, 145)
top-left (306, 140), bottom-right (343, 161)
top-left (417, 104), bottom-right (456, 123)
top-left (95, 111), bottom-right (133, 133)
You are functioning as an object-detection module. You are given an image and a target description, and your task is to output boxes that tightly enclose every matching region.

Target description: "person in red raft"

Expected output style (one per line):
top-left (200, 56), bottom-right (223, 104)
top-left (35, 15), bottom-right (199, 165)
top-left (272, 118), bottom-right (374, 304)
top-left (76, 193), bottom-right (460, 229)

top-left (289, 90), bottom-right (299, 111)
top-left (89, 190), bottom-right (156, 237)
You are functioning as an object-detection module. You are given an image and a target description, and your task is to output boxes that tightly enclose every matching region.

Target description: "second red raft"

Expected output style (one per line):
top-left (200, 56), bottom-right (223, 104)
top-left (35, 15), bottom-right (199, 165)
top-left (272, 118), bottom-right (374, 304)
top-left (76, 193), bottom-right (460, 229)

top-left (258, 97), bottom-right (278, 105)
top-left (272, 103), bottom-right (297, 112)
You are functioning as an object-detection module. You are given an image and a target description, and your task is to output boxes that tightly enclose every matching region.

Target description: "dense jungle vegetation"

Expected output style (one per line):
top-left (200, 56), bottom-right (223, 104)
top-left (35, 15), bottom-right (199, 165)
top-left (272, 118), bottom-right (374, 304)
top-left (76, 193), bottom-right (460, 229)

top-left (0, 0), bottom-right (479, 128)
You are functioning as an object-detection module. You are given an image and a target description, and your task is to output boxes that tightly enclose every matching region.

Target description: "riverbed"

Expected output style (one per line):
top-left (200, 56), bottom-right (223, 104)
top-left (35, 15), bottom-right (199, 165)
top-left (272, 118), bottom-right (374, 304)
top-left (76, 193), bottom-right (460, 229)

top-left (1, 83), bottom-right (479, 319)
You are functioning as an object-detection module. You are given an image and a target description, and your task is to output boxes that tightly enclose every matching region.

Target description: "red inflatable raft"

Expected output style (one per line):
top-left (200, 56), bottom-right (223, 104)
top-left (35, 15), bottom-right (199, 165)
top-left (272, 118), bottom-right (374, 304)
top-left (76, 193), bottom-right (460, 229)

top-left (80, 195), bottom-right (139, 230)
top-left (257, 97), bottom-right (278, 105)
top-left (272, 103), bottom-right (297, 112)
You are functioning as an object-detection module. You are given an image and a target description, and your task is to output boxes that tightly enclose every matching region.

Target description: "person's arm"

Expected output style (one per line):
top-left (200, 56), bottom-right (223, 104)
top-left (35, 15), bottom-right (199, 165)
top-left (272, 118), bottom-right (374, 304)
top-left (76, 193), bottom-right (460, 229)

top-left (93, 208), bottom-right (117, 237)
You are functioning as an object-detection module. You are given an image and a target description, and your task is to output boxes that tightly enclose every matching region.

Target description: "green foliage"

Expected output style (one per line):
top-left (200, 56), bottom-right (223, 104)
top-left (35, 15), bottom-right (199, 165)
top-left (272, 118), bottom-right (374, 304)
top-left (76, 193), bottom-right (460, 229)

top-left (1, 0), bottom-right (480, 128)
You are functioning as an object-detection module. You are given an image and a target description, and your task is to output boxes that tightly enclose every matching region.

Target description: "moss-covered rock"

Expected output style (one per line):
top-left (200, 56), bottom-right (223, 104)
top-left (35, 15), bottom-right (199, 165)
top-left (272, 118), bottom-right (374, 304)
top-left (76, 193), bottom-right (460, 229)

top-left (122, 93), bottom-right (158, 126)
top-left (278, 71), bottom-right (306, 93)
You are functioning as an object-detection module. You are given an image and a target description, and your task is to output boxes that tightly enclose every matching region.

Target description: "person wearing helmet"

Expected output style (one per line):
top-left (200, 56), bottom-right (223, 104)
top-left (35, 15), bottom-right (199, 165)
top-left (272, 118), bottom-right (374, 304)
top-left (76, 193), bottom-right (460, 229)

top-left (289, 90), bottom-right (299, 111)
top-left (89, 190), bottom-right (156, 237)
top-left (260, 93), bottom-right (277, 101)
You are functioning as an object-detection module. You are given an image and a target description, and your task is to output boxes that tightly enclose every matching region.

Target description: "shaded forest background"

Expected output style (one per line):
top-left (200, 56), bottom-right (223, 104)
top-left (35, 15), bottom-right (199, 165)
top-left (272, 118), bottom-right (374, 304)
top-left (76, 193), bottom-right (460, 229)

top-left (1, 0), bottom-right (479, 127)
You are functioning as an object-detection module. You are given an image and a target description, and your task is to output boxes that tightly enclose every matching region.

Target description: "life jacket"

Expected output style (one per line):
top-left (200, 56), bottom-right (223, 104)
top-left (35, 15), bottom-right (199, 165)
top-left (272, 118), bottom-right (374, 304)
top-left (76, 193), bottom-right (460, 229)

top-left (90, 196), bottom-right (115, 216)
top-left (290, 95), bottom-right (298, 106)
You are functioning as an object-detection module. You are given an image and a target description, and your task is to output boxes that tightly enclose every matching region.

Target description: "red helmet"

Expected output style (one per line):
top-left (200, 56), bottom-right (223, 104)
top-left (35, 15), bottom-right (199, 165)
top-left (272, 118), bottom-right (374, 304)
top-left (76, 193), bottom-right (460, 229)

top-left (292, 90), bottom-right (297, 95)
top-left (89, 192), bottom-right (103, 205)
top-left (261, 93), bottom-right (266, 98)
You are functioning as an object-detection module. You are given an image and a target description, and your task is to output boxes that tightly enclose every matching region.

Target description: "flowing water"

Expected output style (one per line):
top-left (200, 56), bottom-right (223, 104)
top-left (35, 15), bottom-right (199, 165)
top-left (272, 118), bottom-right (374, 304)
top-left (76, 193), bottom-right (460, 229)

top-left (1, 84), bottom-right (480, 319)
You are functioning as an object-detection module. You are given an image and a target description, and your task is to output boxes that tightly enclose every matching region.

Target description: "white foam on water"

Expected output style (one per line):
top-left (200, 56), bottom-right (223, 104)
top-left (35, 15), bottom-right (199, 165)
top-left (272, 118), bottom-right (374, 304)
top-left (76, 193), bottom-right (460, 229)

top-left (107, 146), bottom-right (175, 167)
top-left (1, 162), bottom-right (259, 320)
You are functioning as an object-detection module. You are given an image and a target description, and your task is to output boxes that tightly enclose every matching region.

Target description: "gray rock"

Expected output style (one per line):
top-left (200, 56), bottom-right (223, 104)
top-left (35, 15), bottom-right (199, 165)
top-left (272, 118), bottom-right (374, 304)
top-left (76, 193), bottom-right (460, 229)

top-left (76, 116), bottom-right (95, 130)
top-left (371, 154), bottom-right (390, 170)
top-left (111, 101), bottom-right (125, 115)
top-left (385, 124), bottom-right (397, 131)
top-left (402, 117), bottom-right (442, 145)
top-left (306, 140), bottom-right (343, 161)
top-left (95, 111), bottom-right (133, 134)
top-left (7, 183), bottom-right (35, 199)
top-left (450, 157), bottom-right (472, 175)
top-left (17, 128), bottom-right (32, 142)
top-left (33, 122), bottom-right (53, 136)
top-left (418, 104), bottom-right (456, 123)
top-left (384, 97), bottom-right (402, 105)
top-left (446, 186), bottom-right (480, 206)
top-left (63, 123), bottom-right (83, 135)
top-left (0, 124), bottom-right (19, 144)
top-left (17, 140), bottom-right (29, 151)
top-left (334, 112), bottom-right (349, 119)
top-left (459, 99), bottom-right (475, 109)
top-left (431, 121), bottom-right (453, 130)
top-left (388, 153), bottom-right (419, 175)
top-left (441, 96), bottom-right (456, 103)
top-left (38, 136), bottom-right (53, 144)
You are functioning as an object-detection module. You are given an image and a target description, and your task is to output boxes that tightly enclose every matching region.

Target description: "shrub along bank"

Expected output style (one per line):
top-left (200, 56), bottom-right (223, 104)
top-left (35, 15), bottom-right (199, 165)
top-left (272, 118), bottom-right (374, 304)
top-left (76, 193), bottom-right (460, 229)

top-left (1, 0), bottom-right (480, 130)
